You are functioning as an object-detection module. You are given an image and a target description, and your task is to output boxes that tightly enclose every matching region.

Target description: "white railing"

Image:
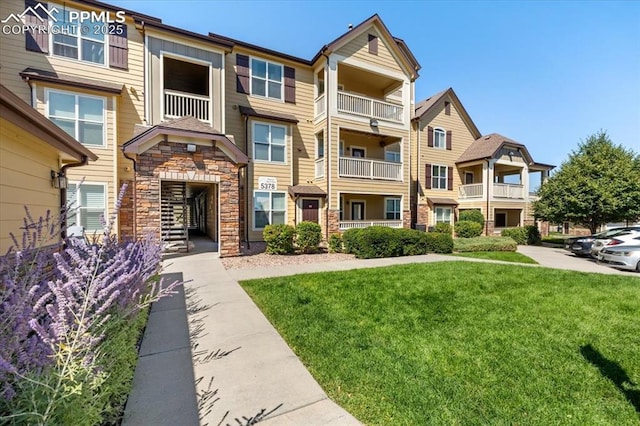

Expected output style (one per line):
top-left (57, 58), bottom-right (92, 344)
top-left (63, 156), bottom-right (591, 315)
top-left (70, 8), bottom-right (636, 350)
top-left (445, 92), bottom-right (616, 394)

top-left (339, 157), bottom-right (402, 181)
top-left (493, 183), bottom-right (524, 199)
top-left (339, 220), bottom-right (403, 230)
top-left (459, 183), bottom-right (484, 198)
top-left (315, 158), bottom-right (325, 179)
top-left (164, 90), bottom-right (210, 123)
top-left (314, 94), bottom-right (325, 117)
top-left (337, 91), bottom-right (403, 123)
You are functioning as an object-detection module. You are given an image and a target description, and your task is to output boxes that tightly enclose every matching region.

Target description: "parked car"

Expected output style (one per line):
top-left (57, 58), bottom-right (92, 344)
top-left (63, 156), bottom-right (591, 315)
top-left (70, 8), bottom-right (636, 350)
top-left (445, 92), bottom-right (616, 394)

top-left (590, 227), bottom-right (640, 258)
top-left (565, 228), bottom-right (623, 257)
top-left (598, 245), bottom-right (640, 272)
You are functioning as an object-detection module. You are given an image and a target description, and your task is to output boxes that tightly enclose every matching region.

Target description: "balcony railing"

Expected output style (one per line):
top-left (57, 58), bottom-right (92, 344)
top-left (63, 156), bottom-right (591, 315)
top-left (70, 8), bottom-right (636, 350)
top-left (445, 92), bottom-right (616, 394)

top-left (337, 91), bottom-right (403, 123)
top-left (314, 94), bottom-right (326, 117)
top-left (315, 158), bottom-right (325, 179)
top-left (164, 89), bottom-right (210, 123)
top-left (339, 220), bottom-right (403, 230)
top-left (493, 183), bottom-right (524, 199)
top-left (339, 157), bottom-right (402, 181)
top-left (459, 183), bottom-right (484, 199)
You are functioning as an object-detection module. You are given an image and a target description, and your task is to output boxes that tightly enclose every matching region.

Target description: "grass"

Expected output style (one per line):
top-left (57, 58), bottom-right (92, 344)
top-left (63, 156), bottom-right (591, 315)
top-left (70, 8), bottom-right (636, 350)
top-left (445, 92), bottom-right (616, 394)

top-left (543, 235), bottom-right (576, 245)
top-left (241, 262), bottom-right (640, 425)
top-left (451, 251), bottom-right (538, 264)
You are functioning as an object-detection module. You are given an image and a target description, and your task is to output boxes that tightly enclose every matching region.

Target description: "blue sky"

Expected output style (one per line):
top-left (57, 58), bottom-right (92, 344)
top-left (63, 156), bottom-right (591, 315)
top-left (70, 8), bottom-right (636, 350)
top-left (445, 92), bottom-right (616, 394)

top-left (110, 0), bottom-right (639, 168)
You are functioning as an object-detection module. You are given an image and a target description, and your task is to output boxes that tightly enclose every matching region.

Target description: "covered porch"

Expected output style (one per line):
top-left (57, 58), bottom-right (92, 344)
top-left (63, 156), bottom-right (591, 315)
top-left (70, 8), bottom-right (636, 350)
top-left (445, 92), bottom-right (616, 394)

top-left (338, 193), bottom-right (404, 230)
top-left (338, 129), bottom-right (403, 182)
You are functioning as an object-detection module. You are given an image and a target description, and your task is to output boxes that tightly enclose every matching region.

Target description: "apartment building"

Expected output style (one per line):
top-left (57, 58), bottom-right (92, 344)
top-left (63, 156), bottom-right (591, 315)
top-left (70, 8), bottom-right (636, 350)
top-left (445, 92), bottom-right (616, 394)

top-left (412, 88), bottom-right (553, 234)
top-left (0, 0), bottom-right (550, 257)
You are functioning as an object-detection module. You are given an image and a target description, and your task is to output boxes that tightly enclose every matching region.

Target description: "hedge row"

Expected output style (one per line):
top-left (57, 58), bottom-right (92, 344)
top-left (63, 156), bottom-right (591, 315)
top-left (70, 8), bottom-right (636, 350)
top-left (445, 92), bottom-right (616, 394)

top-left (501, 226), bottom-right (542, 245)
top-left (453, 236), bottom-right (518, 252)
top-left (263, 221), bottom-right (323, 254)
top-left (341, 227), bottom-right (453, 259)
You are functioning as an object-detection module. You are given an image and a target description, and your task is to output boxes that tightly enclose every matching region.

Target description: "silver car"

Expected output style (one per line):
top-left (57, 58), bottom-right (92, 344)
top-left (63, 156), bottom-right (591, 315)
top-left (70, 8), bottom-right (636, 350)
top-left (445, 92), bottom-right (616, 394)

top-left (590, 227), bottom-right (640, 258)
top-left (598, 245), bottom-right (640, 272)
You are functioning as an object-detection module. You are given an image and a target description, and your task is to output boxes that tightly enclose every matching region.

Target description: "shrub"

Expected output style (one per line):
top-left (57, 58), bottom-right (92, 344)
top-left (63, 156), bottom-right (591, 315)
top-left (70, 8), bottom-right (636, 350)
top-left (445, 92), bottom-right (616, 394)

top-left (459, 209), bottom-right (485, 227)
top-left (501, 227), bottom-right (527, 244)
top-left (351, 226), bottom-right (403, 259)
top-left (397, 228), bottom-right (430, 256)
top-left (328, 233), bottom-right (344, 253)
top-left (454, 236), bottom-right (518, 252)
top-left (263, 224), bottom-right (296, 254)
top-left (455, 220), bottom-right (483, 238)
top-left (424, 232), bottom-right (454, 254)
top-left (525, 225), bottom-right (542, 245)
top-left (342, 228), bottom-right (364, 254)
top-left (295, 221), bottom-right (322, 253)
top-left (433, 222), bottom-right (453, 234)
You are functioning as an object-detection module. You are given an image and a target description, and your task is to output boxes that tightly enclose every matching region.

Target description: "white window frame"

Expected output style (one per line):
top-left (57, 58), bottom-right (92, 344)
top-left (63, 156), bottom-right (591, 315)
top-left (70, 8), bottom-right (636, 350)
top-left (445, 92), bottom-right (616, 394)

top-left (384, 144), bottom-right (401, 163)
top-left (349, 145), bottom-right (367, 158)
top-left (46, 88), bottom-right (106, 148)
top-left (49, 4), bottom-right (108, 66)
top-left (316, 133), bottom-right (324, 159)
top-left (66, 182), bottom-right (107, 232)
top-left (385, 197), bottom-right (402, 220)
top-left (253, 191), bottom-right (287, 230)
top-left (432, 164), bottom-right (448, 190)
top-left (250, 57), bottom-right (284, 101)
top-left (434, 127), bottom-right (446, 149)
top-left (464, 171), bottom-right (474, 185)
top-left (252, 121), bottom-right (287, 164)
top-left (435, 207), bottom-right (452, 224)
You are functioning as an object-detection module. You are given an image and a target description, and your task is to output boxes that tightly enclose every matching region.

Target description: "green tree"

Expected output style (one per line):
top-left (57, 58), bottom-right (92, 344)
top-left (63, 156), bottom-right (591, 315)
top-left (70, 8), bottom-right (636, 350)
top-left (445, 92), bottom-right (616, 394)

top-left (533, 131), bottom-right (640, 233)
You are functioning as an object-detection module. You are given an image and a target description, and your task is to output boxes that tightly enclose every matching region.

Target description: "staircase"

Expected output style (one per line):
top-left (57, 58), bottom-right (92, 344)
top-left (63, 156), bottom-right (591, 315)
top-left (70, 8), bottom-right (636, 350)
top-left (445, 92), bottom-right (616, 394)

top-left (161, 182), bottom-right (188, 252)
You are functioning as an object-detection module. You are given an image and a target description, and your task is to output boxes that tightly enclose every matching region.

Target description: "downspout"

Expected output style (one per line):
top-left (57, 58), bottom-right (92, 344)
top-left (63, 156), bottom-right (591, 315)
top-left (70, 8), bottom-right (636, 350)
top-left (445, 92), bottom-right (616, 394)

top-left (485, 159), bottom-right (491, 236)
top-left (244, 114), bottom-right (250, 249)
top-left (60, 156), bottom-right (90, 240)
top-left (322, 51), bottom-right (331, 240)
top-left (122, 149), bottom-right (138, 240)
top-left (416, 117), bottom-right (421, 226)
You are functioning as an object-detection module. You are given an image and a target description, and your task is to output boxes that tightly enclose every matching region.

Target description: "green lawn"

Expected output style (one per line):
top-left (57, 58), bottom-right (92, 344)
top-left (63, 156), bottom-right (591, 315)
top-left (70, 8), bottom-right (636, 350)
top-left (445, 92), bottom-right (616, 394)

top-left (241, 262), bottom-right (640, 425)
top-left (452, 251), bottom-right (538, 264)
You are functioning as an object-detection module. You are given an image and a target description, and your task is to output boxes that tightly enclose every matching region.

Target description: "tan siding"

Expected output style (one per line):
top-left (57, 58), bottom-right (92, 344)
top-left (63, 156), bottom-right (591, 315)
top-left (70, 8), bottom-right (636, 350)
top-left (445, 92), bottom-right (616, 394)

top-left (0, 118), bottom-right (64, 252)
top-left (335, 27), bottom-right (403, 74)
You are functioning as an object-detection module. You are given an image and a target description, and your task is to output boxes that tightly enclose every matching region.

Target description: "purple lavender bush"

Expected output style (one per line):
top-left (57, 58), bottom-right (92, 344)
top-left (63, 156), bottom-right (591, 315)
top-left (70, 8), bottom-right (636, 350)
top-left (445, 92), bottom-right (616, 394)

top-left (0, 184), bottom-right (181, 424)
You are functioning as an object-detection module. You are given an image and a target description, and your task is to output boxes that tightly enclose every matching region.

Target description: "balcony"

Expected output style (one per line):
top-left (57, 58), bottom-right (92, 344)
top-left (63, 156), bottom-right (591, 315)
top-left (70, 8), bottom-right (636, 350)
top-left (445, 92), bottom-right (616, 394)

top-left (337, 91), bottom-right (403, 124)
top-left (339, 157), bottom-right (402, 181)
top-left (339, 220), bottom-right (403, 230)
top-left (314, 94), bottom-right (326, 117)
top-left (164, 90), bottom-right (211, 123)
top-left (459, 183), bottom-right (484, 199)
top-left (493, 183), bottom-right (524, 199)
top-left (315, 158), bottom-right (325, 179)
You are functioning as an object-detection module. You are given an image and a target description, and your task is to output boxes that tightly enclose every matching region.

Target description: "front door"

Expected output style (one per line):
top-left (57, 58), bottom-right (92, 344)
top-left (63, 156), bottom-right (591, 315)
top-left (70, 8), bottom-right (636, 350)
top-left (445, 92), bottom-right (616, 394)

top-left (351, 148), bottom-right (365, 158)
top-left (302, 199), bottom-right (319, 223)
top-left (495, 212), bottom-right (506, 228)
top-left (351, 202), bottom-right (365, 221)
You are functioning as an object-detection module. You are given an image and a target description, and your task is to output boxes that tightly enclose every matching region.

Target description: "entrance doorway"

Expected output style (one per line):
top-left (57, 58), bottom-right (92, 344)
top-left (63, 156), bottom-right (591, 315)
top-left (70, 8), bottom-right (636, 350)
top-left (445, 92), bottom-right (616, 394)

top-left (351, 201), bottom-right (365, 220)
top-left (302, 199), bottom-right (319, 223)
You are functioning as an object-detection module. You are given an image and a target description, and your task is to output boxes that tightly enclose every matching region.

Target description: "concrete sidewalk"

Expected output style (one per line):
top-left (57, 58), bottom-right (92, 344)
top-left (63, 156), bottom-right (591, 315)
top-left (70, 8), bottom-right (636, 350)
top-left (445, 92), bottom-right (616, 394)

top-left (124, 246), bottom-right (360, 426)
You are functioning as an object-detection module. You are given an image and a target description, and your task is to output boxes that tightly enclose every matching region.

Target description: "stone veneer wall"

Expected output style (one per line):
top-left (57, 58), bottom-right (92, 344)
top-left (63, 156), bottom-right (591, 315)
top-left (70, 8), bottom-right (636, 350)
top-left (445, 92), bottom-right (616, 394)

top-left (135, 141), bottom-right (241, 257)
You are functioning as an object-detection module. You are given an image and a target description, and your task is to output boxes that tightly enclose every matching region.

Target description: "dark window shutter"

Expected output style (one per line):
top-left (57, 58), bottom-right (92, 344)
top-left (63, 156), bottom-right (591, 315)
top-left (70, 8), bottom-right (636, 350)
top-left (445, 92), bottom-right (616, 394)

top-left (236, 54), bottom-right (250, 94)
top-left (368, 34), bottom-right (378, 55)
top-left (425, 163), bottom-right (432, 189)
top-left (25, 0), bottom-right (49, 53)
top-left (108, 24), bottom-right (128, 69)
top-left (427, 126), bottom-right (434, 147)
top-left (444, 101), bottom-right (451, 115)
top-left (446, 130), bottom-right (452, 150)
top-left (447, 166), bottom-right (454, 191)
top-left (284, 66), bottom-right (296, 103)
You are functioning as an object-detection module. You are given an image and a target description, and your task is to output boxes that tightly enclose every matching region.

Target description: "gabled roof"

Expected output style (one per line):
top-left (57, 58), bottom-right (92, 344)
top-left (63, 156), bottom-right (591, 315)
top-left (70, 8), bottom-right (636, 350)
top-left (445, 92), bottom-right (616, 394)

top-left (414, 88), bottom-right (482, 139)
top-left (312, 14), bottom-right (421, 79)
top-left (456, 133), bottom-right (550, 167)
top-left (122, 117), bottom-right (248, 164)
top-left (0, 84), bottom-right (97, 162)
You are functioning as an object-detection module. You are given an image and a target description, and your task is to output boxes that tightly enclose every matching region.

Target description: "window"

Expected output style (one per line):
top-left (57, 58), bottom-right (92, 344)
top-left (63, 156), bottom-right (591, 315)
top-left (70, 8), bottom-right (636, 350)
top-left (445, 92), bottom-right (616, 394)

top-left (67, 183), bottom-right (106, 232)
top-left (432, 165), bottom-right (448, 190)
top-left (251, 58), bottom-right (283, 100)
top-left (254, 191), bottom-right (286, 229)
top-left (253, 123), bottom-right (286, 163)
top-left (385, 198), bottom-right (401, 220)
top-left (316, 134), bottom-right (324, 159)
top-left (47, 90), bottom-right (105, 147)
top-left (385, 144), bottom-right (401, 162)
top-left (51, 6), bottom-right (106, 65)
top-left (435, 207), bottom-right (452, 224)
top-left (434, 128), bottom-right (446, 149)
